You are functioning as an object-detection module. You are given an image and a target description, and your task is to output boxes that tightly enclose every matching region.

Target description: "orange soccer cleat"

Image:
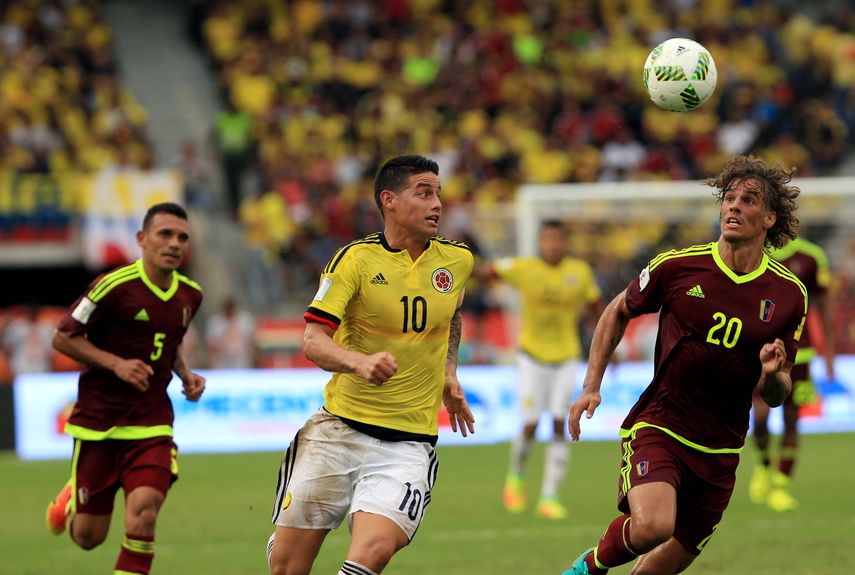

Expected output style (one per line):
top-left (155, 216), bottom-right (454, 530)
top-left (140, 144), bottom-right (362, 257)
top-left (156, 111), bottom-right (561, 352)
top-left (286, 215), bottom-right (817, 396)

top-left (46, 481), bottom-right (73, 535)
top-left (503, 474), bottom-right (527, 513)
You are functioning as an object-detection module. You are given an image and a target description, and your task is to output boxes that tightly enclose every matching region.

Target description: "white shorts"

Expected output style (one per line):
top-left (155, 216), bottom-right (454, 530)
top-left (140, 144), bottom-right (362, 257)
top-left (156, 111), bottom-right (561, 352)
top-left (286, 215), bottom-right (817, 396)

top-left (272, 409), bottom-right (438, 541)
top-left (517, 353), bottom-right (578, 424)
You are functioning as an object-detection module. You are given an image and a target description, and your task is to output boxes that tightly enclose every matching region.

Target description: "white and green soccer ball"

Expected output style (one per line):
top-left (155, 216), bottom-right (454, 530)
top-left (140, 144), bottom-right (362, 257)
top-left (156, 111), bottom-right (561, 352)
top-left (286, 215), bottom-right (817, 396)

top-left (643, 38), bottom-right (717, 112)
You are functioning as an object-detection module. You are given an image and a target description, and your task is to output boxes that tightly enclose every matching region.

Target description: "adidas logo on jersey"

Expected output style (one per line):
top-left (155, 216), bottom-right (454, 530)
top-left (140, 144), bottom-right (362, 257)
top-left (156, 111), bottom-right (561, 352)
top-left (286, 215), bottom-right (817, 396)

top-left (686, 285), bottom-right (705, 298)
top-left (370, 273), bottom-right (389, 285)
top-left (134, 308), bottom-right (150, 321)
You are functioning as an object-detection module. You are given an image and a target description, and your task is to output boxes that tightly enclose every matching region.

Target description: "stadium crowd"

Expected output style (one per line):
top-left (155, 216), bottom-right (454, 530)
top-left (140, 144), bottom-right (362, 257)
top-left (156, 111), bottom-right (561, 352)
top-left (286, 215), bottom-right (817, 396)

top-left (0, 0), bottom-right (153, 174)
top-left (2, 0), bottom-right (855, 376)
top-left (190, 0), bottom-right (855, 292)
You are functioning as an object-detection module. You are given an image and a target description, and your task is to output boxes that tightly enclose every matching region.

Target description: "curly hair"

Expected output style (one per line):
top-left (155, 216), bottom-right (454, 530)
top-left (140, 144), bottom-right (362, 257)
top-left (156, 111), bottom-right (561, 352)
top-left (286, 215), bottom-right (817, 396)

top-left (704, 155), bottom-right (800, 249)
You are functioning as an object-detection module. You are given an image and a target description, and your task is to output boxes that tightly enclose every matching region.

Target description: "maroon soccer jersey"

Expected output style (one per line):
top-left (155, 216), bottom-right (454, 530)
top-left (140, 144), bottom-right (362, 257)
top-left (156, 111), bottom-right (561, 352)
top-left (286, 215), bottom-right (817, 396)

top-left (769, 238), bottom-right (829, 351)
top-left (57, 259), bottom-right (203, 438)
top-left (623, 242), bottom-right (806, 450)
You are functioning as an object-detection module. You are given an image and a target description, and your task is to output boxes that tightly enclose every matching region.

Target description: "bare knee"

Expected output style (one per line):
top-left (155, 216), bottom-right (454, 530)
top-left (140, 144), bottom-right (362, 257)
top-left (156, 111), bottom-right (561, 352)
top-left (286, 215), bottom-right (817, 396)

top-left (353, 535), bottom-right (399, 571)
top-left (138, 506), bottom-right (158, 530)
top-left (72, 528), bottom-right (107, 550)
top-left (630, 516), bottom-right (674, 553)
top-left (268, 536), bottom-right (318, 575)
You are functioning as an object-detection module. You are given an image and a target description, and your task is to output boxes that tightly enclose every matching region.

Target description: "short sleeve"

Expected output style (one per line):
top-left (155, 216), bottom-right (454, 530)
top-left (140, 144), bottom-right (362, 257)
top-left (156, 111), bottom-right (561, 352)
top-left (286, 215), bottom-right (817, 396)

top-left (492, 257), bottom-right (521, 287)
top-left (625, 258), bottom-right (668, 315)
top-left (790, 292), bottom-right (808, 354)
top-left (56, 277), bottom-right (110, 337)
top-left (304, 249), bottom-right (361, 330)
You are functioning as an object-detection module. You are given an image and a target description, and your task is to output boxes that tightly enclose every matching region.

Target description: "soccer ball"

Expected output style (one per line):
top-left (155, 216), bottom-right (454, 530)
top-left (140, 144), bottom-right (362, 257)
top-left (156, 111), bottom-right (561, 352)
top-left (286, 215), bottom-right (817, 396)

top-left (643, 38), bottom-right (717, 112)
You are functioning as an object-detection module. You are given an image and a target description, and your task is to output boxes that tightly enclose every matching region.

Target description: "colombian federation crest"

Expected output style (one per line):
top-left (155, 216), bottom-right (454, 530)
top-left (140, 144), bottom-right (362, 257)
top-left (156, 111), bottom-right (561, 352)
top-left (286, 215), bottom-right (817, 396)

top-left (759, 299), bottom-right (776, 322)
top-left (432, 268), bottom-right (453, 293)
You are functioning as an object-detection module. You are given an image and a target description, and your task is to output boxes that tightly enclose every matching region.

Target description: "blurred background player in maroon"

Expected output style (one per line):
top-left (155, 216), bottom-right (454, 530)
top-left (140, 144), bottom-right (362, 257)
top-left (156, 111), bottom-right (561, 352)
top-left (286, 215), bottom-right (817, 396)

top-left (749, 236), bottom-right (836, 511)
top-left (45, 202), bottom-right (205, 575)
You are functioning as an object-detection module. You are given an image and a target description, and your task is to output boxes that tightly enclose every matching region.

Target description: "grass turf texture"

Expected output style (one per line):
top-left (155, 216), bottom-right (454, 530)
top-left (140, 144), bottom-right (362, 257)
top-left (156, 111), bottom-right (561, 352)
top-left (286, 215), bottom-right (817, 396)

top-left (2, 433), bottom-right (852, 574)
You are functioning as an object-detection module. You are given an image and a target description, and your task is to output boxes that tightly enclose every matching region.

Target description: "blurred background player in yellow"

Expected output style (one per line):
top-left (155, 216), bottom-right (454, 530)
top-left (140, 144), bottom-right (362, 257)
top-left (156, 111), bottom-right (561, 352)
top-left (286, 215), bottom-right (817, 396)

top-left (749, 236), bottom-right (835, 511)
top-left (486, 220), bottom-right (602, 519)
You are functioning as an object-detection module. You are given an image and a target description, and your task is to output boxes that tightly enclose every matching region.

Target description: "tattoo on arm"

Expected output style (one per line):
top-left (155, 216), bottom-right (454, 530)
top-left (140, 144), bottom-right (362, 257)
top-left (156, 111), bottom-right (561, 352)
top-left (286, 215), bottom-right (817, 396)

top-left (447, 307), bottom-right (462, 364)
top-left (608, 315), bottom-right (631, 356)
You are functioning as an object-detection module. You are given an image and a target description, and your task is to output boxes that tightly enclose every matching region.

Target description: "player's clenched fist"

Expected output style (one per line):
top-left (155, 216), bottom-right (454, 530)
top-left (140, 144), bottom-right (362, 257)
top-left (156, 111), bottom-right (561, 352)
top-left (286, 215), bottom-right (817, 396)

top-left (115, 358), bottom-right (154, 392)
top-left (357, 352), bottom-right (398, 385)
top-left (759, 338), bottom-right (786, 375)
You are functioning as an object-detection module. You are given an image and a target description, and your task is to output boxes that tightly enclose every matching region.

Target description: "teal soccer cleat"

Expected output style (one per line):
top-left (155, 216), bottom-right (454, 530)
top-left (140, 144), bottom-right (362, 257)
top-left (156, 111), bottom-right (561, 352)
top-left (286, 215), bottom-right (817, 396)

top-left (561, 547), bottom-right (596, 574)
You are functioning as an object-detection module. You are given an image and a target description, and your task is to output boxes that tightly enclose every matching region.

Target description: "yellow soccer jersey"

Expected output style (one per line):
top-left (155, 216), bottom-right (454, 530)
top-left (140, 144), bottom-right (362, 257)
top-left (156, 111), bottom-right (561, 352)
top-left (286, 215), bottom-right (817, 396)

top-left (493, 256), bottom-right (600, 363)
top-left (305, 232), bottom-right (474, 436)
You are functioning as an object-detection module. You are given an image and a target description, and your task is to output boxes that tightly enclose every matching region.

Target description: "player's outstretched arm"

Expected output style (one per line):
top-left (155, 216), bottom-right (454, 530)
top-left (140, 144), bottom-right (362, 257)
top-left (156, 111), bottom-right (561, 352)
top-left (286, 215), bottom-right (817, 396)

top-left (443, 302), bottom-right (475, 437)
top-left (174, 344), bottom-right (205, 401)
top-left (52, 329), bottom-right (153, 392)
top-left (303, 322), bottom-right (397, 385)
top-left (758, 338), bottom-right (792, 407)
top-left (568, 289), bottom-right (635, 441)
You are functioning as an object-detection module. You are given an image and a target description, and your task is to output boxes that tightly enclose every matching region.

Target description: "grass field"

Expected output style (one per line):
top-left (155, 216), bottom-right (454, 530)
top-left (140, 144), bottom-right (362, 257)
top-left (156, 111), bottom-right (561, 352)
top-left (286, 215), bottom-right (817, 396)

top-left (2, 433), bottom-right (852, 574)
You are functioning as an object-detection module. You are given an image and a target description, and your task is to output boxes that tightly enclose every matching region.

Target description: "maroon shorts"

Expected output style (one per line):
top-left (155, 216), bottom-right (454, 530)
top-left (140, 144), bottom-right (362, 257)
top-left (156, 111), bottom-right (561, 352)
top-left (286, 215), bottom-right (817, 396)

top-left (617, 427), bottom-right (739, 555)
top-left (71, 436), bottom-right (178, 515)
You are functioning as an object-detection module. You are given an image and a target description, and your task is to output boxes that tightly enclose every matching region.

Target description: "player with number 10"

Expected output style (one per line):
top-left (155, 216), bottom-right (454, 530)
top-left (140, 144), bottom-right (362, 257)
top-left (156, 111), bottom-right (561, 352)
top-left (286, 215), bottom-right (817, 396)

top-left (266, 155), bottom-right (475, 575)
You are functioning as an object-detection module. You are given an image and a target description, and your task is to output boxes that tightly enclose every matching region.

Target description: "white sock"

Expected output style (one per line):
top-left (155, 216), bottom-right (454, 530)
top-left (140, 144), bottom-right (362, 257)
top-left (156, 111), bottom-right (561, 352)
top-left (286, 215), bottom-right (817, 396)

top-left (541, 439), bottom-right (570, 499)
top-left (509, 433), bottom-right (534, 477)
top-left (339, 560), bottom-right (379, 575)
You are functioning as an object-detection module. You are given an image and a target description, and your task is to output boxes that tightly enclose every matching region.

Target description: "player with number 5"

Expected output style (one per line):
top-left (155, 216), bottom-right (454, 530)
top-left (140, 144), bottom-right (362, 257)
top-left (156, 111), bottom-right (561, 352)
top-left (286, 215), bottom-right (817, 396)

top-left (46, 202), bottom-right (204, 575)
top-left (563, 155), bottom-right (806, 574)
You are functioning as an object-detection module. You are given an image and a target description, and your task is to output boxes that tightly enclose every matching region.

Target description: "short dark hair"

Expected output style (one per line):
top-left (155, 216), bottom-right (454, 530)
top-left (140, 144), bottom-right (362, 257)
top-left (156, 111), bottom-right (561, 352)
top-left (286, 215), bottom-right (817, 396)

top-left (373, 155), bottom-right (439, 216)
top-left (540, 220), bottom-right (566, 234)
top-left (142, 202), bottom-right (188, 230)
top-left (704, 155), bottom-right (800, 249)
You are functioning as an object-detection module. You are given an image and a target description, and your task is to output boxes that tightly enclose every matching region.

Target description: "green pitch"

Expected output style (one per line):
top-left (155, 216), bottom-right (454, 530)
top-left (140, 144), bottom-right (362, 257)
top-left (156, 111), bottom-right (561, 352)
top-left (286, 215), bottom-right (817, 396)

top-left (2, 433), bottom-right (852, 574)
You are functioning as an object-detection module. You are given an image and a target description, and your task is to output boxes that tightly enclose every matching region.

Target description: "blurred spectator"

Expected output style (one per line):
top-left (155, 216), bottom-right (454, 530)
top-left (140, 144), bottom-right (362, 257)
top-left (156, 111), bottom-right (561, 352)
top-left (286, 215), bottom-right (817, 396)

top-left (205, 297), bottom-right (256, 369)
top-left (1, 304), bottom-right (54, 375)
top-left (802, 99), bottom-right (849, 171)
top-left (237, 183), bottom-right (293, 310)
top-left (211, 97), bottom-right (254, 215)
top-left (174, 140), bottom-right (217, 211)
top-left (717, 106), bottom-right (760, 156)
top-left (599, 125), bottom-right (646, 181)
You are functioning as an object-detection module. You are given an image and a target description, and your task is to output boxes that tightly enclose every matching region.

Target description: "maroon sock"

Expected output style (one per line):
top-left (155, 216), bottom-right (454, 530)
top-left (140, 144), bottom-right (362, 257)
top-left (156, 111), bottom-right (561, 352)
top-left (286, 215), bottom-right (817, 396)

top-left (778, 443), bottom-right (797, 477)
top-left (586, 514), bottom-right (640, 573)
top-left (114, 533), bottom-right (155, 574)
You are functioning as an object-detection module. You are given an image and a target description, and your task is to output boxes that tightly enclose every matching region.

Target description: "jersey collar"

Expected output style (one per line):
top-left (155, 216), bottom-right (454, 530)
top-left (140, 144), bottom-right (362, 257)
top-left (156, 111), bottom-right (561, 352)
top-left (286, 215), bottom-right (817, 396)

top-left (136, 259), bottom-right (179, 301)
top-left (378, 232), bottom-right (432, 254)
top-left (712, 240), bottom-right (769, 284)
top-left (379, 232), bottom-right (402, 252)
